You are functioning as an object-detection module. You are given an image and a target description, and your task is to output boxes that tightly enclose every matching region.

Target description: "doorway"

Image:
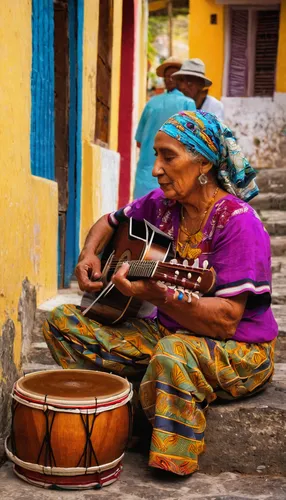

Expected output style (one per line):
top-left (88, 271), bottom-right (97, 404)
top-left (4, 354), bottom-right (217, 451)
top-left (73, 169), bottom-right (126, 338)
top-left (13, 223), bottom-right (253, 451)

top-left (54, 0), bottom-right (83, 288)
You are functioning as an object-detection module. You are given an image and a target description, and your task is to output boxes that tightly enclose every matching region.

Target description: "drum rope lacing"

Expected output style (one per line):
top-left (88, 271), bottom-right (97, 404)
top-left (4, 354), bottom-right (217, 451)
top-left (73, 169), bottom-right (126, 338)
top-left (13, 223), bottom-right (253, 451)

top-left (77, 398), bottom-right (99, 467)
top-left (76, 397), bottom-right (103, 488)
top-left (37, 395), bottom-right (57, 470)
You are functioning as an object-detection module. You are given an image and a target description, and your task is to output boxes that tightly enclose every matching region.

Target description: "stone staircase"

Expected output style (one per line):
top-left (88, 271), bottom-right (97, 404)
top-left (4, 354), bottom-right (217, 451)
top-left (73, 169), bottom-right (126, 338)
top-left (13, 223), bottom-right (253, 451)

top-left (20, 168), bottom-right (286, 476)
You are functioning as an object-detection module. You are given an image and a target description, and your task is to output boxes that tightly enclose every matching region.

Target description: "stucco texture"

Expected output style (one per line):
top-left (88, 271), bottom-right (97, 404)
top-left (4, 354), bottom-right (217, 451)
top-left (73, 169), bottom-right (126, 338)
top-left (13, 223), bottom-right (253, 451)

top-left (223, 93), bottom-right (286, 170)
top-left (189, 0), bottom-right (224, 100)
top-left (0, 0), bottom-right (58, 368)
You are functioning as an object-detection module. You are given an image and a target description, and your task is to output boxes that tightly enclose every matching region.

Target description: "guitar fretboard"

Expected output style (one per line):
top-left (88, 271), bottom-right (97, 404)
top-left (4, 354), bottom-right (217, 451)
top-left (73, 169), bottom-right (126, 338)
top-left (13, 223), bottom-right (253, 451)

top-left (126, 260), bottom-right (158, 278)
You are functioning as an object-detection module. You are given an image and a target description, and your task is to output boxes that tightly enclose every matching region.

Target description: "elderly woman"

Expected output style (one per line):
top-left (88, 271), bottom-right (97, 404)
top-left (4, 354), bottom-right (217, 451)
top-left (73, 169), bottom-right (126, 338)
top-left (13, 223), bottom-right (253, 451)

top-left (44, 111), bottom-right (278, 476)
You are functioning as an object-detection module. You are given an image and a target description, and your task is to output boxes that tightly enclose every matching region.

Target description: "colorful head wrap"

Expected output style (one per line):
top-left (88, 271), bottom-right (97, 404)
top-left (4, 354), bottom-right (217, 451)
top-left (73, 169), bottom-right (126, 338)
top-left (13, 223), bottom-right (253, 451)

top-left (159, 110), bottom-right (259, 201)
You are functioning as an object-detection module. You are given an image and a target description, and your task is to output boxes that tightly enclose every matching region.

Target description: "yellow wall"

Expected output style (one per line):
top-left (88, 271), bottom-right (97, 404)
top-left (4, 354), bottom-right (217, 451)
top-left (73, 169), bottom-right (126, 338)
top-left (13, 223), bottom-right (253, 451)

top-left (80, 0), bottom-right (123, 247)
top-left (80, 0), bottom-right (100, 245)
top-left (189, 0), bottom-right (224, 99)
top-left (0, 1), bottom-right (58, 368)
top-left (110, 0), bottom-right (123, 151)
top-left (276, 0), bottom-right (286, 93)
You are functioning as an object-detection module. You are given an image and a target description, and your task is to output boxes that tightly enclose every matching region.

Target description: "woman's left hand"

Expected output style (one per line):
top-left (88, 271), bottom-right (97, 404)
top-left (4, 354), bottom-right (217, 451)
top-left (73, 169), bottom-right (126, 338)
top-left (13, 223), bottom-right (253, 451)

top-left (112, 262), bottom-right (168, 306)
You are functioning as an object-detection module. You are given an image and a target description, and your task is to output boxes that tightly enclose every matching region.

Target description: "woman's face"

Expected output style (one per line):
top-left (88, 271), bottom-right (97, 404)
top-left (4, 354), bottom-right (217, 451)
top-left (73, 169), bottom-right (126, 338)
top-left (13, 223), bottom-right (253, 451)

top-left (153, 131), bottom-right (205, 202)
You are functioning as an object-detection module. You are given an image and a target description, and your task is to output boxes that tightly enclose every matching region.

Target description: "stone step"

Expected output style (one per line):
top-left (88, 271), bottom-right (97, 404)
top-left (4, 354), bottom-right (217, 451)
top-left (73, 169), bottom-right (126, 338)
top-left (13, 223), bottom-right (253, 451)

top-left (25, 342), bottom-right (56, 367)
top-left (199, 363), bottom-right (286, 475)
top-left (271, 236), bottom-right (286, 256)
top-left (272, 272), bottom-right (286, 305)
top-left (273, 304), bottom-right (286, 333)
top-left (39, 288), bottom-right (82, 311)
top-left (22, 362), bottom-right (59, 373)
top-left (31, 288), bottom-right (82, 343)
top-left (260, 210), bottom-right (286, 236)
top-left (31, 310), bottom-right (49, 343)
top-left (2, 458), bottom-right (286, 499)
top-left (271, 255), bottom-right (286, 274)
top-left (256, 168), bottom-right (286, 193)
top-left (273, 305), bottom-right (286, 363)
top-left (251, 192), bottom-right (286, 211)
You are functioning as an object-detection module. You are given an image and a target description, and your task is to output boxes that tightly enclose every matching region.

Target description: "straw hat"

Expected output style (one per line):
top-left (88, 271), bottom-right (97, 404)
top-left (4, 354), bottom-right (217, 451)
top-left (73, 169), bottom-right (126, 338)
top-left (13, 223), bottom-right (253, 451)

top-left (156, 56), bottom-right (182, 77)
top-left (172, 58), bottom-right (212, 87)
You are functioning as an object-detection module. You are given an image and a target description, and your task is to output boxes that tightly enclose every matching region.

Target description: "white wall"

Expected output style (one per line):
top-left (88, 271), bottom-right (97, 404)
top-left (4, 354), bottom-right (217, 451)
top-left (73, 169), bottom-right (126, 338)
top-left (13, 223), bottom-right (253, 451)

top-left (222, 92), bottom-right (286, 169)
top-left (100, 148), bottom-right (120, 215)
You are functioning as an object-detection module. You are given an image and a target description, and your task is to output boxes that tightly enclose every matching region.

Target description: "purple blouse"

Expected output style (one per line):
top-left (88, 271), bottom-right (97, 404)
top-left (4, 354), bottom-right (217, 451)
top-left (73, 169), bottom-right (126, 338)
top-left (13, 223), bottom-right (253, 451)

top-left (109, 189), bottom-right (278, 343)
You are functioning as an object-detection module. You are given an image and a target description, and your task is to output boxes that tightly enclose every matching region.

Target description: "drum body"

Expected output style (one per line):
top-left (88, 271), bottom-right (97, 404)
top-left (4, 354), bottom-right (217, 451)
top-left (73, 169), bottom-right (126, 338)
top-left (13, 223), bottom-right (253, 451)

top-left (5, 370), bottom-right (133, 489)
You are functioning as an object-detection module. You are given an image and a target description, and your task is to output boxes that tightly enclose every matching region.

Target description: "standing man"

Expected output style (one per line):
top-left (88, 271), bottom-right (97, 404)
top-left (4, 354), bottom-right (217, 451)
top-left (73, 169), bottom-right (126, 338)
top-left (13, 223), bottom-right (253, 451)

top-left (134, 56), bottom-right (196, 199)
top-left (172, 58), bottom-right (224, 120)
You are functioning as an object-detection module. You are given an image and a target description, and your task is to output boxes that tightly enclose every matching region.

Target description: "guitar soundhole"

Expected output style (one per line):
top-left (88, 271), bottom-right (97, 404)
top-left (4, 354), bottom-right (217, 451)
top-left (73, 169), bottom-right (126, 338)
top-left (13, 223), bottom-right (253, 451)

top-left (115, 250), bottom-right (132, 272)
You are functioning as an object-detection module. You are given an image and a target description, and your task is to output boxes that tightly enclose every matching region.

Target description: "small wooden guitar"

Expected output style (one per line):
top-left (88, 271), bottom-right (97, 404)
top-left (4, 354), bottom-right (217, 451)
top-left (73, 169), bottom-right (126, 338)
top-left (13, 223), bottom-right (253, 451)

top-left (81, 218), bottom-right (216, 324)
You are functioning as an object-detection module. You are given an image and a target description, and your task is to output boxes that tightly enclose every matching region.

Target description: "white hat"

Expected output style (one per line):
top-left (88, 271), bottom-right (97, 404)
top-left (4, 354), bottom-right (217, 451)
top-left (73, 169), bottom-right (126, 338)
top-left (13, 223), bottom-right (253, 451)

top-left (172, 58), bottom-right (212, 87)
top-left (156, 56), bottom-right (182, 77)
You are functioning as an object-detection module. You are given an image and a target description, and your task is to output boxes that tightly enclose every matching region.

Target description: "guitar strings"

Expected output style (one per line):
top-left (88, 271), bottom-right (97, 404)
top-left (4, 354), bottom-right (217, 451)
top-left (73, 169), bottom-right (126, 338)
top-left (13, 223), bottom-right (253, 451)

top-left (99, 260), bottom-right (204, 272)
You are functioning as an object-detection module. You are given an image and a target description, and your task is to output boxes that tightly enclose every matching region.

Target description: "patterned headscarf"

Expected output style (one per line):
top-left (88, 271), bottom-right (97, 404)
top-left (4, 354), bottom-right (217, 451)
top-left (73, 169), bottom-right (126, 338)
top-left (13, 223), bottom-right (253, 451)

top-left (159, 110), bottom-right (259, 201)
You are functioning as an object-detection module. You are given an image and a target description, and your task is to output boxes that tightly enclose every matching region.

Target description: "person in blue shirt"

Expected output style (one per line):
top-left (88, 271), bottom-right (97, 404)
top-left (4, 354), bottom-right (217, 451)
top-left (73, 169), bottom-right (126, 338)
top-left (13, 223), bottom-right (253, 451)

top-left (134, 57), bottom-right (196, 199)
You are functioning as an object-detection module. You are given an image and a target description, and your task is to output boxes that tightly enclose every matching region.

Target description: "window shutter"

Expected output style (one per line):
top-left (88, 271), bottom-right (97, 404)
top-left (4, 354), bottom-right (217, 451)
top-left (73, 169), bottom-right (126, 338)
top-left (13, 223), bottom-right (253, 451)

top-left (254, 10), bottom-right (280, 97)
top-left (228, 9), bottom-right (249, 97)
top-left (95, 0), bottom-right (113, 145)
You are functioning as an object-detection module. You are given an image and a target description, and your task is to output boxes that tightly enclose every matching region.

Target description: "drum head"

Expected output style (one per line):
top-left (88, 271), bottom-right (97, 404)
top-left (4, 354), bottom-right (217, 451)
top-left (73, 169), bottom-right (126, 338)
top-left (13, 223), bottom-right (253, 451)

top-left (16, 370), bottom-right (130, 404)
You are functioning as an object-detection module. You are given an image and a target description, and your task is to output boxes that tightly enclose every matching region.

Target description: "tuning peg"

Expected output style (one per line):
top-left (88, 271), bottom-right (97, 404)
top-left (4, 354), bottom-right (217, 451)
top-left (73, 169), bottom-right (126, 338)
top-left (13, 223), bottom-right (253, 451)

top-left (197, 276), bottom-right (202, 284)
top-left (183, 259), bottom-right (188, 267)
top-left (185, 291), bottom-right (192, 303)
top-left (203, 260), bottom-right (209, 270)
top-left (187, 272), bottom-right (192, 279)
top-left (193, 258), bottom-right (199, 268)
top-left (170, 259), bottom-right (178, 265)
top-left (175, 270), bottom-right (180, 276)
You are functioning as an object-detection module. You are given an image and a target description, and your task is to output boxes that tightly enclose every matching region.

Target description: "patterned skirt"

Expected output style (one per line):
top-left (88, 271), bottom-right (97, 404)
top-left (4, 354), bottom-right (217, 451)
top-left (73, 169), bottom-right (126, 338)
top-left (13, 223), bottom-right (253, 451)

top-left (43, 304), bottom-right (275, 476)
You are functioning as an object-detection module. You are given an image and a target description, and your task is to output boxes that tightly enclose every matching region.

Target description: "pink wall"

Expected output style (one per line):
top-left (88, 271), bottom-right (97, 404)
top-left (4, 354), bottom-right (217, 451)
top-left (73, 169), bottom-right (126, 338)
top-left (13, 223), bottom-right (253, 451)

top-left (118, 0), bottom-right (135, 207)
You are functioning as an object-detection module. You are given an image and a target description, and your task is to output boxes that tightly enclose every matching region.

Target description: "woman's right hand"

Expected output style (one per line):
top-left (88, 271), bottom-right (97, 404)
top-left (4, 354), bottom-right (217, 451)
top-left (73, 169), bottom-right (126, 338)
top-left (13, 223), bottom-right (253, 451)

top-left (75, 254), bottom-right (103, 293)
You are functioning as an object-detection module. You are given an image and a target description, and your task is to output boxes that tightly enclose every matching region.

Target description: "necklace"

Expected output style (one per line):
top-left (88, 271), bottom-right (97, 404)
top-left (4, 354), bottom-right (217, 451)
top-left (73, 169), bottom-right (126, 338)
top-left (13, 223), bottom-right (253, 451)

top-left (177, 186), bottom-right (219, 260)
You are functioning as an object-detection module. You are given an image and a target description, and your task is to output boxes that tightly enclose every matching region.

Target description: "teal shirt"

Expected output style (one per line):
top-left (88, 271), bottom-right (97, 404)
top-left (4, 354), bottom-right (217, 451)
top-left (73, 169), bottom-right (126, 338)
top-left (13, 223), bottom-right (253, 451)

top-left (134, 89), bottom-right (196, 199)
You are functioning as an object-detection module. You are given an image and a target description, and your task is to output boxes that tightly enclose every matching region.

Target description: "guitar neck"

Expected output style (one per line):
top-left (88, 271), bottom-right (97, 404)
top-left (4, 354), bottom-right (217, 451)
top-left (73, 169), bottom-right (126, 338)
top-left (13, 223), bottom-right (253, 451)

top-left (124, 260), bottom-right (214, 294)
top-left (127, 260), bottom-right (158, 278)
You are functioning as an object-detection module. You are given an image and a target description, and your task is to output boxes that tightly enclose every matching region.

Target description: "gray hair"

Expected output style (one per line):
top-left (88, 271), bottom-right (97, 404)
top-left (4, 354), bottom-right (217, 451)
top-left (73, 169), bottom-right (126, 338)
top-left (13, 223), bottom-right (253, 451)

top-left (186, 148), bottom-right (207, 165)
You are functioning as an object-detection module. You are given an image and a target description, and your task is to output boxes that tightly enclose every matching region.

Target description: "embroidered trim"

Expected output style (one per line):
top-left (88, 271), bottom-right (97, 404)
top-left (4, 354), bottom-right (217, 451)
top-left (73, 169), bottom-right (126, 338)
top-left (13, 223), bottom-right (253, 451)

top-left (215, 280), bottom-right (270, 297)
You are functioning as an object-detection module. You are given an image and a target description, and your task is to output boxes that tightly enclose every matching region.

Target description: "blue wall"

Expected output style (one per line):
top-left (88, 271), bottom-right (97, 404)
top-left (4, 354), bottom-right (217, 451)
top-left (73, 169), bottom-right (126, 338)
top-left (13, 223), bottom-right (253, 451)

top-left (64, 0), bottom-right (83, 286)
top-left (30, 0), bottom-right (55, 180)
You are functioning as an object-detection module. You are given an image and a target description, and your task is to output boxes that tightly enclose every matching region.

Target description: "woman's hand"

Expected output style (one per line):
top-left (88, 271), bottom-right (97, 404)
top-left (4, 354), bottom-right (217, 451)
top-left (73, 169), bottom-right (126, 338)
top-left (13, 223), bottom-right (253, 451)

top-left (75, 254), bottom-right (103, 293)
top-left (112, 262), bottom-right (168, 306)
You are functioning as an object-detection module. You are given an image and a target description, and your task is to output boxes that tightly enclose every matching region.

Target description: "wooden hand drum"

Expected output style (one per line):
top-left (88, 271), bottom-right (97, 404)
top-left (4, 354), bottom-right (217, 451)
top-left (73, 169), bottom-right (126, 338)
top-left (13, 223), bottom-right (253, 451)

top-left (5, 369), bottom-right (133, 489)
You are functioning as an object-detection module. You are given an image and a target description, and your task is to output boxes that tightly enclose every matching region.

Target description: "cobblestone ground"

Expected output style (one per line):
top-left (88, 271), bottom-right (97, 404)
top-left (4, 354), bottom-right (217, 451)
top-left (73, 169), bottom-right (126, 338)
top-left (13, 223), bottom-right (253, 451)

top-left (1, 454), bottom-right (286, 500)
